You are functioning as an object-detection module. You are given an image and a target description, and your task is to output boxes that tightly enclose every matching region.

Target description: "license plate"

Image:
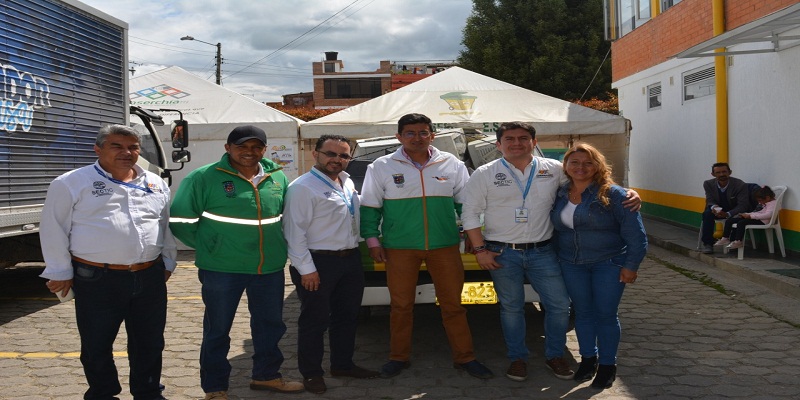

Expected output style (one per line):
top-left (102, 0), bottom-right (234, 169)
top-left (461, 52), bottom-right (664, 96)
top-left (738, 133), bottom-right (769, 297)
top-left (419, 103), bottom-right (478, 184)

top-left (460, 282), bottom-right (497, 304)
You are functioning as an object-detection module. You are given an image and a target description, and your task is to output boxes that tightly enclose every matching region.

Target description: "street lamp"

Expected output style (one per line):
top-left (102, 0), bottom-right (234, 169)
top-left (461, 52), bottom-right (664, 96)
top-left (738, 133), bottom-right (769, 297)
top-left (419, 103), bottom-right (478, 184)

top-left (181, 35), bottom-right (222, 85)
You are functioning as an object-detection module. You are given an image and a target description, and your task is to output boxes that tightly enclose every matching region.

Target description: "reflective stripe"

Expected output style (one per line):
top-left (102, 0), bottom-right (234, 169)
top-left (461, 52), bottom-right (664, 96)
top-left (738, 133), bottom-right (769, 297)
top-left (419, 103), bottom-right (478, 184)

top-left (170, 217), bottom-right (200, 224)
top-left (201, 211), bottom-right (282, 226)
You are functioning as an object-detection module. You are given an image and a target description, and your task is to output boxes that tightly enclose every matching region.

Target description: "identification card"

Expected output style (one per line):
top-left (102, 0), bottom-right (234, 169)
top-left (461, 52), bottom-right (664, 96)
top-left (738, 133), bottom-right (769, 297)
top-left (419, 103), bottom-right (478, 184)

top-left (515, 208), bottom-right (529, 223)
top-left (351, 217), bottom-right (358, 236)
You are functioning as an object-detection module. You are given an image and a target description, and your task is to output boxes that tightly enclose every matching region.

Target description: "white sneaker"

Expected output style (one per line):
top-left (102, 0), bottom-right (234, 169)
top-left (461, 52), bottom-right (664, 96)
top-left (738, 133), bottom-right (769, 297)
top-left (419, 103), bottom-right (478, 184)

top-left (726, 240), bottom-right (744, 249)
top-left (714, 237), bottom-right (730, 246)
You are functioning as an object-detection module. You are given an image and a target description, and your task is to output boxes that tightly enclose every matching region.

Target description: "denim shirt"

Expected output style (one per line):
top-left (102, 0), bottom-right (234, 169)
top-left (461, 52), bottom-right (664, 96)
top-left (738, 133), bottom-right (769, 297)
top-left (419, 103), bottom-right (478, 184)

top-left (550, 183), bottom-right (647, 271)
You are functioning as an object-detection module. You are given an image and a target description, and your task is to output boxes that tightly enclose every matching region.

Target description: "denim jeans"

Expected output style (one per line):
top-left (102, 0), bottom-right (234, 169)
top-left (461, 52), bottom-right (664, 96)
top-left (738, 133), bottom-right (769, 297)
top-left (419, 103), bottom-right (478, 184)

top-left (198, 269), bottom-right (286, 393)
top-left (560, 257), bottom-right (627, 365)
top-left (289, 250), bottom-right (365, 378)
top-left (72, 259), bottom-right (167, 400)
top-left (486, 242), bottom-right (570, 361)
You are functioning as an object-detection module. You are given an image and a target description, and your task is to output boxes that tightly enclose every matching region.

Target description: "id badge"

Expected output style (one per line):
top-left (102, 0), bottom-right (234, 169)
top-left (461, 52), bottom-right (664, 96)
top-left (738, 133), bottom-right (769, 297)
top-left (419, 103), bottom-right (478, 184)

top-left (351, 217), bottom-right (358, 236)
top-left (515, 208), bottom-right (529, 223)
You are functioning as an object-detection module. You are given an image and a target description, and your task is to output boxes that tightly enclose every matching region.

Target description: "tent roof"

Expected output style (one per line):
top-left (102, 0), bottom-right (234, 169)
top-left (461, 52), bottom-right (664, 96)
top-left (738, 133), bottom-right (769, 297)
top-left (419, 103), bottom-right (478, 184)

top-left (301, 66), bottom-right (627, 139)
top-left (130, 66), bottom-right (301, 138)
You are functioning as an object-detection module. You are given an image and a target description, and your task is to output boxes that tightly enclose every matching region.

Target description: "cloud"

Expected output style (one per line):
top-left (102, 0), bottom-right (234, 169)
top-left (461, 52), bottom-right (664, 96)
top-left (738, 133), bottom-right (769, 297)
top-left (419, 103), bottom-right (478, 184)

top-left (80, 0), bottom-right (472, 102)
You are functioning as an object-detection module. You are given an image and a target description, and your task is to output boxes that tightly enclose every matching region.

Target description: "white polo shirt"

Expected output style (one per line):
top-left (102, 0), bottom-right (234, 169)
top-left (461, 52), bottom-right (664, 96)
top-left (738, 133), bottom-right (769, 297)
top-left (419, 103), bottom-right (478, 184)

top-left (462, 156), bottom-right (566, 243)
top-left (283, 167), bottom-right (361, 275)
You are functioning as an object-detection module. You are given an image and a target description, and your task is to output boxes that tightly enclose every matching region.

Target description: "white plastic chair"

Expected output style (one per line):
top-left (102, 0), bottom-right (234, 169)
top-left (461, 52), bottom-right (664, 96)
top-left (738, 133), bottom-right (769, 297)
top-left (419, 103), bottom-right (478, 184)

top-left (725, 185), bottom-right (787, 260)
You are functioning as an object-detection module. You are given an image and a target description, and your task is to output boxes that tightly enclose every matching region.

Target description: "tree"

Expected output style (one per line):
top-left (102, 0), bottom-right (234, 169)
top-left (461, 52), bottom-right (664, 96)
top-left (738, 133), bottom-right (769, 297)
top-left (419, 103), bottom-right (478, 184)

top-left (458, 0), bottom-right (611, 101)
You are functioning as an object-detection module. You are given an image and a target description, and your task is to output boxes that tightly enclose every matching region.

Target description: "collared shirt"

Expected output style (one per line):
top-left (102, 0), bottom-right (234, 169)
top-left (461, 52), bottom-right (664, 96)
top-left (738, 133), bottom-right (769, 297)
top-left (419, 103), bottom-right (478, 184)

top-left (400, 147), bottom-right (433, 169)
top-left (462, 156), bottom-right (567, 243)
top-left (283, 167), bottom-right (360, 275)
top-left (39, 162), bottom-right (178, 281)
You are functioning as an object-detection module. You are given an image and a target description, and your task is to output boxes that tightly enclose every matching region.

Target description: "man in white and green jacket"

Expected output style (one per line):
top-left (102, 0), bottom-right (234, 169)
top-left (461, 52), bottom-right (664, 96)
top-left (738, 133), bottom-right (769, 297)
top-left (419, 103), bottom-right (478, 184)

top-left (170, 125), bottom-right (303, 400)
top-left (360, 113), bottom-right (494, 380)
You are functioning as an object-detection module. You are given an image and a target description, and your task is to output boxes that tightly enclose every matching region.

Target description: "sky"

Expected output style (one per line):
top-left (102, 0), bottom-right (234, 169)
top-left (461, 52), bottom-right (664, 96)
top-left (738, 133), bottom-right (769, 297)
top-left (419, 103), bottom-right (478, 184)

top-left (78, 0), bottom-right (474, 103)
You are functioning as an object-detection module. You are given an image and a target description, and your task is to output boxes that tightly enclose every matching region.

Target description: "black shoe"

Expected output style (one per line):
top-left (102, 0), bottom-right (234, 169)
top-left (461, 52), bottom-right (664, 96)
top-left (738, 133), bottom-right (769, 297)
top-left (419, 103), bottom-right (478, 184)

top-left (380, 360), bottom-right (410, 378)
top-left (303, 376), bottom-right (327, 394)
top-left (454, 360), bottom-right (494, 379)
top-left (331, 365), bottom-right (380, 379)
top-left (574, 356), bottom-right (598, 382)
top-left (591, 364), bottom-right (616, 389)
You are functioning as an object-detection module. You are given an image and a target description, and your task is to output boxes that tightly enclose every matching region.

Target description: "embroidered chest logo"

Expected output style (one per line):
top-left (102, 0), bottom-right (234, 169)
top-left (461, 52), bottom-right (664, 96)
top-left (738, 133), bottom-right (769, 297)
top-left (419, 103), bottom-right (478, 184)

top-left (536, 169), bottom-right (554, 178)
top-left (392, 173), bottom-right (405, 188)
top-left (91, 181), bottom-right (113, 197)
top-left (222, 181), bottom-right (236, 198)
top-left (493, 172), bottom-right (512, 187)
top-left (432, 176), bottom-right (450, 182)
top-left (147, 183), bottom-right (163, 193)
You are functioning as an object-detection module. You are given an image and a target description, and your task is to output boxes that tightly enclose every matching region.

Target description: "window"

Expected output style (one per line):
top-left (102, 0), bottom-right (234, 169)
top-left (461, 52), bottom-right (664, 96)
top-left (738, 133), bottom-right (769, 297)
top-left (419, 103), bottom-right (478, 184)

top-left (682, 65), bottom-right (715, 102)
top-left (324, 63), bottom-right (335, 73)
top-left (604, 0), bottom-right (653, 40)
top-left (661, 0), bottom-right (682, 12)
top-left (323, 78), bottom-right (382, 99)
top-left (647, 83), bottom-right (662, 110)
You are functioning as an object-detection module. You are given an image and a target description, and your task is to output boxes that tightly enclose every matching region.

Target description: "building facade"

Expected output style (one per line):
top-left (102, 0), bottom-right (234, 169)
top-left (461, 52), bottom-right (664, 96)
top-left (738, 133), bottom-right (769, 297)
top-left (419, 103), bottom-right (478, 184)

top-left (606, 0), bottom-right (800, 252)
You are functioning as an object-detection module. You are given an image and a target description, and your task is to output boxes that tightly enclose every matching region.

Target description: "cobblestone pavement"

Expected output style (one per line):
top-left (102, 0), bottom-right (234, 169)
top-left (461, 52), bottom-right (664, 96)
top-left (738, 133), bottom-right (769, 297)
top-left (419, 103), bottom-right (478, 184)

top-left (1, 246), bottom-right (799, 399)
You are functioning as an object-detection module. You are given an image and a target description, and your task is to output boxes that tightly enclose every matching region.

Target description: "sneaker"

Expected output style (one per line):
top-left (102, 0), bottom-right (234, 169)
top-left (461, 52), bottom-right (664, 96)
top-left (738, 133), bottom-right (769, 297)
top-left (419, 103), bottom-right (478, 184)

top-left (713, 237), bottom-right (730, 246)
top-left (591, 364), bottom-right (617, 389)
top-left (573, 356), bottom-right (598, 382)
top-left (454, 360), bottom-right (494, 379)
top-left (249, 377), bottom-right (305, 393)
top-left (702, 244), bottom-right (714, 254)
top-left (204, 392), bottom-right (227, 400)
top-left (726, 240), bottom-right (744, 249)
top-left (302, 376), bottom-right (326, 394)
top-left (380, 360), bottom-right (410, 378)
top-left (331, 365), bottom-right (380, 379)
top-left (545, 357), bottom-right (575, 380)
top-left (505, 359), bottom-right (527, 381)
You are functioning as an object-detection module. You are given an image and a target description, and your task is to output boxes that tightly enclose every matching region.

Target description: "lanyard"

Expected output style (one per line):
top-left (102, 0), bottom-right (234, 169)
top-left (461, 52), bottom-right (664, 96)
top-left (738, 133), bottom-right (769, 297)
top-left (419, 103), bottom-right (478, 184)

top-left (94, 165), bottom-right (153, 194)
top-left (501, 158), bottom-right (537, 208)
top-left (310, 169), bottom-right (354, 217)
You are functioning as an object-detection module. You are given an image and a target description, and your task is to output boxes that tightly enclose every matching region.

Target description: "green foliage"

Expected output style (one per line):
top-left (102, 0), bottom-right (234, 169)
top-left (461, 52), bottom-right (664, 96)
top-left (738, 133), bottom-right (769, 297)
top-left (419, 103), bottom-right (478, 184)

top-left (459, 0), bottom-right (612, 101)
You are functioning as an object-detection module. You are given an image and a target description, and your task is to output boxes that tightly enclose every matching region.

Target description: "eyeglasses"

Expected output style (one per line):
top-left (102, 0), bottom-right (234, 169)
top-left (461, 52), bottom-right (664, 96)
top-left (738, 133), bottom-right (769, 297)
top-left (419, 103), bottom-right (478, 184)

top-left (318, 150), bottom-right (352, 160)
top-left (400, 130), bottom-right (432, 139)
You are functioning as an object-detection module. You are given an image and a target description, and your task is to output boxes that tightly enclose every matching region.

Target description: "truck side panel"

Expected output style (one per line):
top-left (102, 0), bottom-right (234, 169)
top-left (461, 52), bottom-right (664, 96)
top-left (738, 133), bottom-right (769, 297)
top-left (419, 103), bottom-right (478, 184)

top-left (0, 0), bottom-right (126, 233)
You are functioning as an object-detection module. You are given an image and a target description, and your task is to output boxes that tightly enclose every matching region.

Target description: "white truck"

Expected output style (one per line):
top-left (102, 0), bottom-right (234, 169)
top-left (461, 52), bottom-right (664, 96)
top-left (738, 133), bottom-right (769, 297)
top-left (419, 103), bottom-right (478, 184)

top-left (0, 0), bottom-right (190, 268)
top-left (346, 129), bottom-right (544, 307)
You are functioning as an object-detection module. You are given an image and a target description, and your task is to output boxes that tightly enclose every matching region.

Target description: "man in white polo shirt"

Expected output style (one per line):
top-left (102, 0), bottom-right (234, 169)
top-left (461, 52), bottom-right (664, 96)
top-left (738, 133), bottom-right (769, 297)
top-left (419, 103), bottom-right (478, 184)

top-left (283, 134), bottom-right (379, 394)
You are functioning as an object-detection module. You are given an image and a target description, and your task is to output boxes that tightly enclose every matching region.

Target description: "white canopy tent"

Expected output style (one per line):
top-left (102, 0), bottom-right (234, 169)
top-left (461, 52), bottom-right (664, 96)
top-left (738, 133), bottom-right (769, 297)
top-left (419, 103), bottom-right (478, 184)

top-left (301, 66), bottom-right (630, 183)
top-left (130, 66), bottom-right (303, 183)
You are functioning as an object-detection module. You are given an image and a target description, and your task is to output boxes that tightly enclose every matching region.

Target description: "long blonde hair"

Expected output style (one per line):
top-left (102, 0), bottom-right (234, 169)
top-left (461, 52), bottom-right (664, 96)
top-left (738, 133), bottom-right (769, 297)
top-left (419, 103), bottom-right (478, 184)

top-left (563, 143), bottom-right (615, 207)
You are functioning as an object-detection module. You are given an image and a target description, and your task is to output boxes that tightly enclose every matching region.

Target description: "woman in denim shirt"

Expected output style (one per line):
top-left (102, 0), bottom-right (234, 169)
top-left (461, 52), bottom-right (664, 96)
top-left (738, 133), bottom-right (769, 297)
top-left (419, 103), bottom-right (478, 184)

top-left (550, 144), bottom-right (647, 389)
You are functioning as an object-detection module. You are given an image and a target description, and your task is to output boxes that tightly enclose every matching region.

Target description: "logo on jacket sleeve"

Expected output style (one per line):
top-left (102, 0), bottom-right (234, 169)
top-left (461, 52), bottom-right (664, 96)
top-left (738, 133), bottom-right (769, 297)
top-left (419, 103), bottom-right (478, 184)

top-left (222, 181), bottom-right (236, 197)
top-left (392, 173), bottom-right (405, 188)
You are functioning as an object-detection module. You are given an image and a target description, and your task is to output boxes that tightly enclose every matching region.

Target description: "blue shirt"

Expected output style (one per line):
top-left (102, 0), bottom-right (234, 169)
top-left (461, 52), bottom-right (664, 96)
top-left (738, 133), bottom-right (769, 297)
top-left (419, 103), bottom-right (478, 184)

top-left (550, 183), bottom-right (647, 271)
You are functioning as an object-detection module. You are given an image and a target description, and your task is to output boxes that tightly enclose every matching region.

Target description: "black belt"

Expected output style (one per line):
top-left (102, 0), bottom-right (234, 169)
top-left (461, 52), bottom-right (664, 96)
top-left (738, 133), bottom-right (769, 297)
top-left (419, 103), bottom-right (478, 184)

top-left (309, 248), bottom-right (358, 257)
top-left (486, 239), bottom-right (552, 250)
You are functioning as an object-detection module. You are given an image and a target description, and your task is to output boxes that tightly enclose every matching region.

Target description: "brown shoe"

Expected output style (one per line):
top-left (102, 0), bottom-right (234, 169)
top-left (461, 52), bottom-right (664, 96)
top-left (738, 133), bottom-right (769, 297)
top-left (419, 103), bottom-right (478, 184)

top-left (545, 357), bottom-right (575, 380)
top-left (303, 376), bottom-right (327, 394)
top-left (330, 365), bottom-right (380, 379)
top-left (203, 391), bottom-right (228, 400)
top-left (249, 377), bottom-right (305, 393)
top-left (505, 359), bottom-right (527, 381)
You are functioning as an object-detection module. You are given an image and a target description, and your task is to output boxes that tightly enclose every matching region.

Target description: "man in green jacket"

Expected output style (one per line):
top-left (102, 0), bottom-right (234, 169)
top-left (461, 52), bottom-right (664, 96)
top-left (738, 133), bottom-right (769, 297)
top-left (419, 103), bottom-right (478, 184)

top-left (170, 126), bottom-right (303, 400)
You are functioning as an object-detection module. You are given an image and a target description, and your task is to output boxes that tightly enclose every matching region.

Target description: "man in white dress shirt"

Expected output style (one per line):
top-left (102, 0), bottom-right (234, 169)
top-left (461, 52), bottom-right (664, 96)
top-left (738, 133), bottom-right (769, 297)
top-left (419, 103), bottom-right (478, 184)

top-left (283, 135), bottom-right (379, 394)
top-left (39, 125), bottom-right (176, 400)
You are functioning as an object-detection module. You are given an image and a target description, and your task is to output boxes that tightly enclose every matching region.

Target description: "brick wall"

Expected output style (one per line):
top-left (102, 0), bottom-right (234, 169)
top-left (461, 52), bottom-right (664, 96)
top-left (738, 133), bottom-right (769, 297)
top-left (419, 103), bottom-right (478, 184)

top-left (612, 0), bottom-right (799, 81)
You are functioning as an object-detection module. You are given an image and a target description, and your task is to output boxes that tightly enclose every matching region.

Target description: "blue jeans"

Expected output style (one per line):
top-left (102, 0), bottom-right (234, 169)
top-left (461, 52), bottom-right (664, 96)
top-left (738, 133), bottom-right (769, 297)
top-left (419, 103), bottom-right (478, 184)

top-left (560, 257), bottom-right (627, 365)
top-left (72, 259), bottom-right (167, 400)
top-left (198, 269), bottom-right (287, 393)
top-left (486, 243), bottom-right (571, 361)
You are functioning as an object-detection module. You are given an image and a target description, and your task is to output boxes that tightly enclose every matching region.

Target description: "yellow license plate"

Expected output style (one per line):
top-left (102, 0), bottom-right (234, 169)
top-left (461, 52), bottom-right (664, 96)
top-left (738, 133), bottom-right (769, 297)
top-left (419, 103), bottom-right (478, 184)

top-left (461, 282), bottom-right (497, 304)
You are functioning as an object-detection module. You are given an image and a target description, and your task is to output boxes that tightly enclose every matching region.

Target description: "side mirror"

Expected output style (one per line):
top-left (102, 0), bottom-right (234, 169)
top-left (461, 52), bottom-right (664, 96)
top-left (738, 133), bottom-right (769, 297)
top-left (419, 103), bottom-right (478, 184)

top-left (172, 149), bottom-right (191, 163)
top-left (171, 120), bottom-right (189, 148)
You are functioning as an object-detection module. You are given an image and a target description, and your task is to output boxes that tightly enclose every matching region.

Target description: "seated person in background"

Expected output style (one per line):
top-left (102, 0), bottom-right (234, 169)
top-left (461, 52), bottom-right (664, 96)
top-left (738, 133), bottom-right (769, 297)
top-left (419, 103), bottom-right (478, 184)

top-left (701, 163), bottom-right (751, 254)
top-left (714, 186), bottom-right (777, 250)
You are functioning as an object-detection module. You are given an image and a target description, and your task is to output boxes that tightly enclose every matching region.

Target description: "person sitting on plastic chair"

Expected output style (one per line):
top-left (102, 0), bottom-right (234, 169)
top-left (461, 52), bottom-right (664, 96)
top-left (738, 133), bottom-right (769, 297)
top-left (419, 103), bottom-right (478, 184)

top-left (701, 163), bottom-right (751, 254)
top-left (714, 186), bottom-right (777, 250)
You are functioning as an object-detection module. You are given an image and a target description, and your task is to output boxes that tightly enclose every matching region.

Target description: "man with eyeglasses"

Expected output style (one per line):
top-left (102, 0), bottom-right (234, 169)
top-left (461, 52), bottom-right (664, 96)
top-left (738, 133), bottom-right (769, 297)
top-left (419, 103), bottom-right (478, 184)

top-left (170, 126), bottom-right (303, 399)
top-left (360, 113), bottom-right (494, 380)
top-left (283, 135), bottom-right (380, 394)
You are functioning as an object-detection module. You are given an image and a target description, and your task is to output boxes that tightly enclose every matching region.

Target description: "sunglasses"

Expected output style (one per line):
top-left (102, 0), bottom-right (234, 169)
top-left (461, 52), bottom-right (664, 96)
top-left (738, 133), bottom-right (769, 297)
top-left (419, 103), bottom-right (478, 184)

top-left (318, 150), bottom-right (352, 160)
